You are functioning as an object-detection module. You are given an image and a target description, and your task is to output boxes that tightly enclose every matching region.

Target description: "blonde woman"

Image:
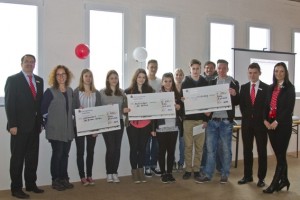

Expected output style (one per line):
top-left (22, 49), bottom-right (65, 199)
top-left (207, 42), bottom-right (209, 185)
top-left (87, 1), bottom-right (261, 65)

top-left (173, 68), bottom-right (185, 171)
top-left (73, 69), bottom-right (101, 186)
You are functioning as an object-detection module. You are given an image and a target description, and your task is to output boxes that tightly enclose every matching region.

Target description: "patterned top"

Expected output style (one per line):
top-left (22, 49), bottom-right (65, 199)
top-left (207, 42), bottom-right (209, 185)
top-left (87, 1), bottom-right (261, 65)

top-left (79, 91), bottom-right (96, 108)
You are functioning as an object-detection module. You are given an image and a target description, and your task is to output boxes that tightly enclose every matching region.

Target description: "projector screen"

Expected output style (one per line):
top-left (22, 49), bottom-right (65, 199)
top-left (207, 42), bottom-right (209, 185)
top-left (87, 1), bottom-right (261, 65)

top-left (233, 48), bottom-right (296, 86)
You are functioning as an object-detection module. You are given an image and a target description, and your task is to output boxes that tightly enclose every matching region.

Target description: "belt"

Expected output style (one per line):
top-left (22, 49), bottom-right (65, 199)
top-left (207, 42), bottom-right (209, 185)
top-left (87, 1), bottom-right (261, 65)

top-left (211, 118), bottom-right (229, 121)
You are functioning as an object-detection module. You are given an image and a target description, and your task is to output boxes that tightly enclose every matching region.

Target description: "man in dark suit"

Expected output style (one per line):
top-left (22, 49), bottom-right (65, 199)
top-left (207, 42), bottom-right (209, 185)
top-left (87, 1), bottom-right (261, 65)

top-left (5, 54), bottom-right (44, 199)
top-left (238, 63), bottom-right (268, 187)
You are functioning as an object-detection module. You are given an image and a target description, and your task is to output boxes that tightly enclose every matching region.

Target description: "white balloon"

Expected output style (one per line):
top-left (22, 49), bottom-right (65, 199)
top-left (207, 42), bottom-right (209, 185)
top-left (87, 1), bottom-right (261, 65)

top-left (133, 47), bottom-right (148, 62)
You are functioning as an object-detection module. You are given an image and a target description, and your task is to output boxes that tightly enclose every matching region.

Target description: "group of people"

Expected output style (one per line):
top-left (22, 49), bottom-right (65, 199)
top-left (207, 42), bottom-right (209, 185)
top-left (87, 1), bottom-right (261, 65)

top-left (4, 54), bottom-right (295, 199)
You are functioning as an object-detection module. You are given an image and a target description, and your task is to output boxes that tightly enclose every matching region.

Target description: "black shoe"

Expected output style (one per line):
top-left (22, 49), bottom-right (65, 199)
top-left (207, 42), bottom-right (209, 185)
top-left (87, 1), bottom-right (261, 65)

top-left (52, 179), bottom-right (66, 191)
top-left (194, 172), bottom-right (201, 179)
top-left (59, 179), bottom-right (74, 189)
top-left (182, 171), bottom-right (191, 180)
top-left (238, 177), bottom-right (253, 185)
top-left (276, 179), bottom-right (290, 191)
top-left (12, 190), bottom-right (30, 199)
top-left (161, 174), bottom-right (168, 184)
top-left (167, 173), bottom-right (176, 183)
top-left (26, 186), bottom-right (44, 193)
top-left (257, 180), bottom-right (266, 187)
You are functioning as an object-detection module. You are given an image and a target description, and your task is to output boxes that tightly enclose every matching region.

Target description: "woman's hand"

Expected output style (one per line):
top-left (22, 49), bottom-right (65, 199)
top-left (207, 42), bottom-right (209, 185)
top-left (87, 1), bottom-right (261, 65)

top-left (204, 112), bottom-right (211, 117)
top-left (123, 107), bottom-right (131, 113)
top-left (175, 104), bottom-right (180, 111)
top-left (202, 122), bottom-right (207, 129)
top-left (229, 88), bottom-right (237, 96)
top-left (270, 120), bottom-right (278, 130)
top-left (264, 120), bottom-right (271, 130)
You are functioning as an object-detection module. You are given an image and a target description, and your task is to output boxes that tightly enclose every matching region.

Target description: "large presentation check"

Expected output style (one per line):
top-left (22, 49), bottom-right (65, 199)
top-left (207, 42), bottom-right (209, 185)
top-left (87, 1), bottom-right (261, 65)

top-left (183, 84), bottom-right (232, 114)
top-left (127, 92), bottom-right (176, 120)
top-left (75, 104), bottom-right (121, 137)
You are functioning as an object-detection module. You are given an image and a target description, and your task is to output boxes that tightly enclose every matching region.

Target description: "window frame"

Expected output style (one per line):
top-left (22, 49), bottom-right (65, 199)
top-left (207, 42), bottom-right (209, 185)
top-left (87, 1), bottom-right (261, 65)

top-left (85, 3), bottom-right (127, 89)
top-left (247, 24), bottom-right (271, 51)
top-left (208, 19), bottom-right (236, 77)
top-left (142, 10), bottom-right (178, 77)
top-left (0, 0), bottom-right (43, 105)
top-left (292, 29), bottom-right (300, 97)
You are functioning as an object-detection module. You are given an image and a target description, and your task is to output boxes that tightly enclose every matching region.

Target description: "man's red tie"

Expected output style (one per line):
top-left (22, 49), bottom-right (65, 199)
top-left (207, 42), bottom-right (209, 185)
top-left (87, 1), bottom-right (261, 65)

top-left (28, 75), bottom-right (36, 99)
top-left (251, 83), bottom-right (256, 105)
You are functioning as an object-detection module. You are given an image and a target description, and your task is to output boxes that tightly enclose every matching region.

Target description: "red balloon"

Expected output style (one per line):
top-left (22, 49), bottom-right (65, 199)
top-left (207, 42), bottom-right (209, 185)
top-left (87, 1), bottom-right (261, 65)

top-left (75, 43), bottom-right (90, 59)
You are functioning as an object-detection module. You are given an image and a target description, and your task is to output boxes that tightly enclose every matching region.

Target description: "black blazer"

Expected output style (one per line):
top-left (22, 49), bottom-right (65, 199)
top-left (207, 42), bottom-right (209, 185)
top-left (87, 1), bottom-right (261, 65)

top-left (264, 82), bottom-right (295, 125)
top-left (239, 81), bottom-right (268, 129)
top-left (5, 71), bottom-right (44, 133)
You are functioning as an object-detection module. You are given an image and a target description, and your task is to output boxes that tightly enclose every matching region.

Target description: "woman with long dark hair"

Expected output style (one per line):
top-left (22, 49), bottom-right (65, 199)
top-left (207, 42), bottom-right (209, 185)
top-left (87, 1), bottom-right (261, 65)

top-left (263, 62), bottom-right (295, 193)
top-left (100, 70), bottom-right (128, 183)
top-left (156, 72), bottom-right (183, 183)
top-left (124, 68), bottom-right (155, 183)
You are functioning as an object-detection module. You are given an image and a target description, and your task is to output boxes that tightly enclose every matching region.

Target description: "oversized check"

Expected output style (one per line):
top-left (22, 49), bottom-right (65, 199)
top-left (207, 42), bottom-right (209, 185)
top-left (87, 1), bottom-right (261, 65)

top-left (183, 84), bottom-right (232, 114)
top-left (75, 104), bottom-right (120, 136)
top-left (127, 92), bottom-right (176, 120)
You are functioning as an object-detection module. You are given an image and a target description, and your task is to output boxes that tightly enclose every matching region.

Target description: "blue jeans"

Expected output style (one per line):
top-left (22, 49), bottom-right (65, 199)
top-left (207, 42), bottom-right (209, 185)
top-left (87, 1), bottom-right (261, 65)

top-left (144, 136), bottom-right (159, 169)
top-left (201, 130), bottom-right (222, 172)
top-left (204, 119), bottom-right (233, 179)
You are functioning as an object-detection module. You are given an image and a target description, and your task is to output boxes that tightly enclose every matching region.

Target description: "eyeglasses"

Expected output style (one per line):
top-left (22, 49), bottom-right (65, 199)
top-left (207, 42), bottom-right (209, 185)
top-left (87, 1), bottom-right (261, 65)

top-left (56, 73), bottom-right (67, 78)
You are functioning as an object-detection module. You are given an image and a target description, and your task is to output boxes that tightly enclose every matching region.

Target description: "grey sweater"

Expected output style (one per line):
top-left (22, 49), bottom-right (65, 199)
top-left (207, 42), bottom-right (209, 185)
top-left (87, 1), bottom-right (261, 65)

top-left (45, 87), bottom-right (74, 142)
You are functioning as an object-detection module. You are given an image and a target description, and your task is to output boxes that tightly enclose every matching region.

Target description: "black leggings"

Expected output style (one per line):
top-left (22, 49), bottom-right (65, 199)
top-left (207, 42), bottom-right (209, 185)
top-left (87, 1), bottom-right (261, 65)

top-left (268, 123), bottom-right (292, 174)
top-left (157, 131), bottom-right (178, 174)
top-left (127, 124), bottom-right (151, 169)
top-left (75, 135), bottom-right (96, 178)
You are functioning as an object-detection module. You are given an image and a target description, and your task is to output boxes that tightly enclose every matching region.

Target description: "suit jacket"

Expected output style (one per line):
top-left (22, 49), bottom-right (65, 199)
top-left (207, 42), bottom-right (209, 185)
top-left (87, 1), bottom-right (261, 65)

top-left (5, 71), bottom-right (44, 133)
top-left (264, 81), bottom-right (295, 125)
top-left (240, 81), bottom-right (268, 129)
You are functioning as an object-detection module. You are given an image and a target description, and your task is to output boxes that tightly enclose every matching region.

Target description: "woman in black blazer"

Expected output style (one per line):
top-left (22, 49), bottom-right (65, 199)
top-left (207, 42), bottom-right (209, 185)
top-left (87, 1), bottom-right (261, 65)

top-left (263, 62), bottom-right (295, 193)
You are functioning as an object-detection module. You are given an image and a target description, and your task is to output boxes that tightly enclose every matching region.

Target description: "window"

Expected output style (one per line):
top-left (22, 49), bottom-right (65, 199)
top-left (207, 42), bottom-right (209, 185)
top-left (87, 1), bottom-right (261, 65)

top-left (294, 32), bottom-right (300, 94)
top-left (210, 22), bottom-right (234, 76)
top-left (146, 15), bottom-right (175, 78)
top-left (249, 27), bottom-right (270, 51)
top-left (0, 1), bottom-right (39, 104)
top-left (88, 9), bottom-right (124, 89)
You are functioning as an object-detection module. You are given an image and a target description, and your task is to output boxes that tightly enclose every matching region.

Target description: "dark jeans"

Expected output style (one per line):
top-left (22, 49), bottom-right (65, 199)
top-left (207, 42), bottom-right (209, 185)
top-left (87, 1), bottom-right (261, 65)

top-left (10, 129), bottom-right (39, 192)
top-left (144, 136), bottom-right (159, 169)
top-left (75, 134), bottom-right (97, 178)
top-left (127, 124), bottom-right (151, 169)
top-left (157, 131), bottom-right (178, 174)
top-left (102, 120), bottom-right (124, 174)
top-left (49, 140), bottom-right (72, 180)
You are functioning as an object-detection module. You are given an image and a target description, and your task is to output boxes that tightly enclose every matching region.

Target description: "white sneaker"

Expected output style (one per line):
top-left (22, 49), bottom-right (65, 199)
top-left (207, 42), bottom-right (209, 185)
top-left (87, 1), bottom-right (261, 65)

top-left (112, 174), bottom-right (120, 183)
top-left (107, 174), bottom-right (113, 183)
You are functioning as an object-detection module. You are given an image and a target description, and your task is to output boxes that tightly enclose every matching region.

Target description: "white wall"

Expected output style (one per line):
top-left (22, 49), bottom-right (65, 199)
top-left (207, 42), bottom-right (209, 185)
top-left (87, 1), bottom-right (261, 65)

top-left (1, 0), bottom-right (300, 190)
